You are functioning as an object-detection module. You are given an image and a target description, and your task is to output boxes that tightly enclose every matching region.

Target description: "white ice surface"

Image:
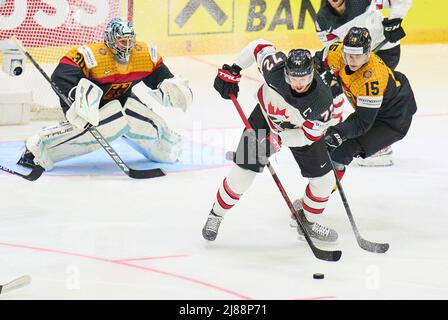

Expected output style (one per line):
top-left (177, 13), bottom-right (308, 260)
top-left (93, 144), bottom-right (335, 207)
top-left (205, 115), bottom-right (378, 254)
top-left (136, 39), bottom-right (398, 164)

top-left (0, 45), bottom-right (447, 300)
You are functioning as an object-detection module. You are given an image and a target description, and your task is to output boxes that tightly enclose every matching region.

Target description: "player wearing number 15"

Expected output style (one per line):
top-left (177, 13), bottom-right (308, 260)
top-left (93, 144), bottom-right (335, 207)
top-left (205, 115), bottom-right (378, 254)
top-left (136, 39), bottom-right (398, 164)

top-left (319, 27), bottom-right (417, 170)
top-left (18, 17), bottom-right (193, 171)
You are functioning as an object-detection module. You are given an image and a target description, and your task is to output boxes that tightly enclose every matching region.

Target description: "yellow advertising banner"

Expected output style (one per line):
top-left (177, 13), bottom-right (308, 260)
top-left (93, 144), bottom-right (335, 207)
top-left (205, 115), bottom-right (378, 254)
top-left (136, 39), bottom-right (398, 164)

top-left (132, 0), bottom-right (448, 56)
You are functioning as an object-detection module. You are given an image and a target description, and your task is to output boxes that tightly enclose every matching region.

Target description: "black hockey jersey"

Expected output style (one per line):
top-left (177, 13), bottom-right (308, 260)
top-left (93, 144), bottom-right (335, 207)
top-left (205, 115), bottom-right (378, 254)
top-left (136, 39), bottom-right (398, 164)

top-left (233, 39), bottom-right (343, 147)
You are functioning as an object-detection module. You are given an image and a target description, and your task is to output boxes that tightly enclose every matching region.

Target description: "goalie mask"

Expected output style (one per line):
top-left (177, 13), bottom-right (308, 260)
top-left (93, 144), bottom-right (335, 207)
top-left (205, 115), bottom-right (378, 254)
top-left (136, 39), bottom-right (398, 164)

top-left (104, 17), bottom-right (136, 64)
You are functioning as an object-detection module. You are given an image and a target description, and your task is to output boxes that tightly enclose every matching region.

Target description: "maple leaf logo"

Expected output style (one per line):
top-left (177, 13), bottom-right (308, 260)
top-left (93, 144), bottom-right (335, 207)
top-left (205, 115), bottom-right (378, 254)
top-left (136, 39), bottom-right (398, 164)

top-left (267, 102), bottom-right (288, 119)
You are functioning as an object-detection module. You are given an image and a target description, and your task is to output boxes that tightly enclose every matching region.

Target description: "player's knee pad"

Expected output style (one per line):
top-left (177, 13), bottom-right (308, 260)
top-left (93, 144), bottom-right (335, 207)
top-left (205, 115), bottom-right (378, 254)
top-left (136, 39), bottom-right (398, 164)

top-left (227, 165), bottom-right (257, 194)
top-left (123, 97), bottom-right (182, 163)
top-left (26, 100), bottom-right (128, 170)
top-left (309, 171), bottom-right (336, 197)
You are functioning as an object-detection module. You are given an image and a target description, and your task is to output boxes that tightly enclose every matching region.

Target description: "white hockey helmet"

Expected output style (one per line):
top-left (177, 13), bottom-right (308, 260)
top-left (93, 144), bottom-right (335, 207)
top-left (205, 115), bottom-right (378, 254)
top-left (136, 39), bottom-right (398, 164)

top-left (104, 17), bottom-right (136, 63)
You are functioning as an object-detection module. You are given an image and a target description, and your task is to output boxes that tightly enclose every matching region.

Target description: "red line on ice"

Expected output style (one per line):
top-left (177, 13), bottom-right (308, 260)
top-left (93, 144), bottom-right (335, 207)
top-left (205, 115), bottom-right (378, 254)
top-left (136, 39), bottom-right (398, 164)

top-left (0, 242), bottom-right (253, 300)
top-left (112, 254), bottom-right (190, 263)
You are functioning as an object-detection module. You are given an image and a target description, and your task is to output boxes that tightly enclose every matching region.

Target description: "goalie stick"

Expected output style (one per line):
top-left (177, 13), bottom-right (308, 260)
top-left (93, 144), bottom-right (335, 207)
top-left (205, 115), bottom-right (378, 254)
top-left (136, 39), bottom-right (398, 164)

top-left (229, 94), bottom-right (341, 262)
top-left (327, 150), bottom-right (390, 253)
top-left (0, 164), bottom-right (44, 181)
top-left (0, 275), bottom-right (32, 295)
top-left (12, 37), bottom-right (165, 179)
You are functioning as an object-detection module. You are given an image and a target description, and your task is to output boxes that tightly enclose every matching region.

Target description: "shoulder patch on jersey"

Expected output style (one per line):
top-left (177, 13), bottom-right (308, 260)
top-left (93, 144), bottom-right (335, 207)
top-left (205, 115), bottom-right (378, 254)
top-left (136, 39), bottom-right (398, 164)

top-left (77, 45), bottom-right (98, 69)
top-left (363, 70), bottom-right (373, 79)
top-left (149, 43), bottom-right (159, 63)
top-left (357, 95), bottom-right (383, 108)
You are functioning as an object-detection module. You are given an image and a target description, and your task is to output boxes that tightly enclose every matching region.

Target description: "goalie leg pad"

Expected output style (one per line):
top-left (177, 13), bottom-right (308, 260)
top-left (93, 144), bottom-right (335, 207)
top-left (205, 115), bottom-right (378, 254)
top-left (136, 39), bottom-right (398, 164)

top-left (123, 97), bottom-right (182, 163)
top-left (26, 100), bottom-right (128, 170)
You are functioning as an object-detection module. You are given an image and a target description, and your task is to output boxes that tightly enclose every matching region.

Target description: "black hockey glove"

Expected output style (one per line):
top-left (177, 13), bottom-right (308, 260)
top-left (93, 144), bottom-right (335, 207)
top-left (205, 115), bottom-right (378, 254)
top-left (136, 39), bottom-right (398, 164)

top-left (382, 18), bottom-right (406, 43)
top-left (321, 70), bottom-right (343, 97)
top-left (214, 64), bottom-right (242, 100)
top-left (324, 127), bottom-right (346, 151)
top-left (313, 49), bottom-right (327, 74)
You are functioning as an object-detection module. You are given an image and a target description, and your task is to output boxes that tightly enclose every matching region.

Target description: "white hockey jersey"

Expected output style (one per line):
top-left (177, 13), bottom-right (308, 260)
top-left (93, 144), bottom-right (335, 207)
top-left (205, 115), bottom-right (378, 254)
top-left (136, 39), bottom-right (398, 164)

top-left (315, 0), bottom-right (413, 51)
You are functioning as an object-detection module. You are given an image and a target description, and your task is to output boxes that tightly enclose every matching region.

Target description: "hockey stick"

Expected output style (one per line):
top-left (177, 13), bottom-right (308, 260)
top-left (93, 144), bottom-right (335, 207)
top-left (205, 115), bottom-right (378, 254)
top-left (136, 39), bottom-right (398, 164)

top-left (0, 275), bottom-right (32, 295)
top-left (12, 37), bottom-right (165, 179)
top-left (0, 163), bottom-right (44, 181)
top-left (229, 94), bottom-right (341, 262)
top-left (373, 39), bottom-right (388, 53)
top-left (326, 150), bottom-right (389, 253)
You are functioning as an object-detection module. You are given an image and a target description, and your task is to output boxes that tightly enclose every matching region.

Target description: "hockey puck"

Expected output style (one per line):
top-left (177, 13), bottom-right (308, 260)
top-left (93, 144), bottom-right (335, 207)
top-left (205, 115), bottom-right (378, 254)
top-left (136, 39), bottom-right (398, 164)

top-left (313, 273), bottom-right (324, 279)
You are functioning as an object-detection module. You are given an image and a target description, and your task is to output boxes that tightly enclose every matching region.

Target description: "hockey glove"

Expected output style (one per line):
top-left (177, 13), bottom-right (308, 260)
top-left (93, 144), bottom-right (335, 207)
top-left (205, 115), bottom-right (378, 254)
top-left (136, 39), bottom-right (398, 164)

top-left (156, 77), bottom-right (193, 112)
top-left (214, 64), bottom-right (242, 100)
top-left (382, 18), bottom-right (406, 43)
top-left (324, 127), bottom-right (345, 151)
top-left (321, 70), bottom-right (343, 97)
top-left (313, 49), bottom-right (327, 74)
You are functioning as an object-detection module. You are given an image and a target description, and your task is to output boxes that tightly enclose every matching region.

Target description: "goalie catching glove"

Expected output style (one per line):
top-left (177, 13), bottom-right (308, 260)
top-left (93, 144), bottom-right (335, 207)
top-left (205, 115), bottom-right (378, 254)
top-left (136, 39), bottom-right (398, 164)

top-left (149, 77), bottom-right (193, 112)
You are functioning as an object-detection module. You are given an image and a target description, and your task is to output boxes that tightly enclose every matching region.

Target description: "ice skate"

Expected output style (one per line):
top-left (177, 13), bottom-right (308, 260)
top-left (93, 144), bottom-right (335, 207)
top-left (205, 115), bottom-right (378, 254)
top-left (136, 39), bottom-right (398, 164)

top-left (353, 146), bottom-right (394, 167)
top-left (202, 210), bottom-right (223, 241)
top-left (290, 199), bottom-right (338, 243)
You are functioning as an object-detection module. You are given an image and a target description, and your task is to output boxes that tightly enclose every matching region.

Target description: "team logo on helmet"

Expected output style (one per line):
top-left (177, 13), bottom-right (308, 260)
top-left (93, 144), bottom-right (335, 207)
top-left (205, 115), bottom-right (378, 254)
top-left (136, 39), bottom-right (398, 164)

top-left (285, 49), bottom-right (314, 77)
top-left (343, 27), bottom-right (372, 55)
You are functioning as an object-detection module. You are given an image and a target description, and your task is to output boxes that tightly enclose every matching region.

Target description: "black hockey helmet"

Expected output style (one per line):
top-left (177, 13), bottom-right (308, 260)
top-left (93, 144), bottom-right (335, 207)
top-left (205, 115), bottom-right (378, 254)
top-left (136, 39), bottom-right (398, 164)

top-left (343, 27), bottom-right (372, 55)
top-left (285, 49), bottom-right (314, 78)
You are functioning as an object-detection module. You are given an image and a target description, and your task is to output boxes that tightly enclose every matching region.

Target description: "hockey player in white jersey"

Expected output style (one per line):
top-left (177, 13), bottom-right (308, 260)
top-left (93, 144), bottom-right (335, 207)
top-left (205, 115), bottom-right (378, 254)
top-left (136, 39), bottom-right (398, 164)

top-left (315, 0), bottom-right (413, 166)
top-left (17, 17), bottom-right (192, 172)
top-left (316, 0), bottom-right (412, 70)
top-left (202, 39), bottom-right (344, 244)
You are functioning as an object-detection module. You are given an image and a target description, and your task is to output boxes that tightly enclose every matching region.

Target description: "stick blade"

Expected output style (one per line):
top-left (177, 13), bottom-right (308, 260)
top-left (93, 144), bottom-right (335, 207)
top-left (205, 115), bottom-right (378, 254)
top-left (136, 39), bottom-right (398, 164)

top-left (359, 239), bottom-right (390, 253)
top-left (23, 166), bottom-right (45, 181)
top-left (0, 164), bottom-right (44, 181)
top-left (0, 275), bottom-right (32, 295)
top-left (128, 168), bottom-right (166, 179)
top-left (313, 247), bottom-right (342, 262)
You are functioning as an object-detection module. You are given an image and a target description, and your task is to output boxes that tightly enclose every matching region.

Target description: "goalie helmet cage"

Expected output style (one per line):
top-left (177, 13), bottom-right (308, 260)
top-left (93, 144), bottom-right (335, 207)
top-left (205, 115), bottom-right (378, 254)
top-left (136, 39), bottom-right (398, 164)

top-left (0, 0), bottom-right (134, 121)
